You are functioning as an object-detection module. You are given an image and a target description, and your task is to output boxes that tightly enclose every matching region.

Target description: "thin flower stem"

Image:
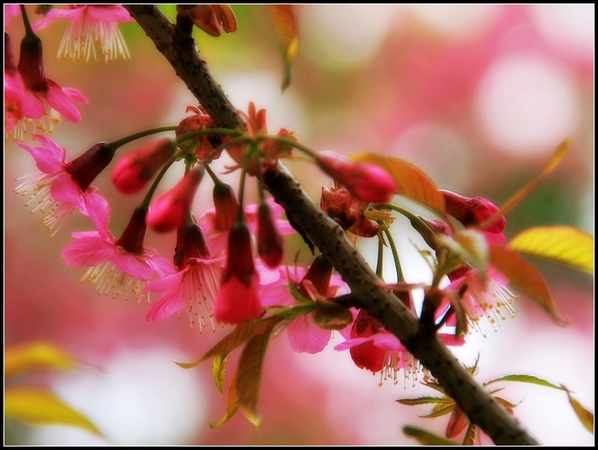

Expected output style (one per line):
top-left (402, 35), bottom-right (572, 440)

top-left (379, 203), bottom-right (437, 245)
top-left (109, 126), bottom-right (178, 150)
top-left (384, 228), bottom-right (405, 282)
top-left (375, 237), bottom-right (384, 278)
top-left (261, 134), bottom-right (319, 159)
top-left (140, 152), bottom-right (181, 208)
top-left (19, 5), bottom-right (34, 35)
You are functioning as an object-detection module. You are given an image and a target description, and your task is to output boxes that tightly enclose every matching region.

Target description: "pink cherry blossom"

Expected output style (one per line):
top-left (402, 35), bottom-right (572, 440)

top-left (14, 134), bottom-right (110, 235)
top-left (62, 228), bottom-right (172, 304)
top-left (32, 5), bottom-right (133, 62)
top-left (335, 323), bottom-right (465, 386)
top-left (444, 266), bottom-right (517, 335)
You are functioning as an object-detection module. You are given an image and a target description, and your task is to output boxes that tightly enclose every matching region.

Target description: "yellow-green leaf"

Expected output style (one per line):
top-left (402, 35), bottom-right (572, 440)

top-left (236, 332), bottom-right (272, 427)
top-left (266, 5), bottom-right (299, 92)
top-left (437, 229), bottom-right (489, 282)
top-left (210, 370), bottom-right (240, 429)
top-left (396, 396), bottom-right (454, 407)
top-left (498, 138), bottom-right (570, 217)
top-left (5, 342), bottom-right (76, 377)
top-left (489, 246), bottom-right (568, 325)
top-left (212, 355), bottom-right (227, 396)
top-left (563, 387), bottom-right (594, 433)
top-left (509, 226), bottom-right (594, 272)
top-left (462, 422), bottom-right (478, 445)
top-left (350, 152), bottom-right (445, 213)
top-left (5, 386), bottom-right (100, 435)
top-left (420, 403), bottom-right (455, 419)
top-left (403, 426), bottom-right (459, 445)
top-left (176, 316), bottom-right (281, 369)
top-left (484, 374), bottom-right (565, 390)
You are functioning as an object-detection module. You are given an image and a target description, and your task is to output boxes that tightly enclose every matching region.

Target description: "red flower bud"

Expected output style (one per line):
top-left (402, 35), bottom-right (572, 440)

top-left (349, 309), bottom-right (385, 373)
top-left (147, 166), bottom-right (204, 233)
top-left (212, 182), bottom-right (239, 231)
top-left (111, 138), bottom-right (175, 194)
top-left (213, 220), bottom-right (262, 324)
top-left (299, 254), bottom-right (333, 298)
top-left (257, 201), bottom-right (284, 268)
top-left (440, 189), bottom-right (506, 233)
top-left (116, 205), bottom-right (149, 254)
top-left (315, 150), bottom-right (396, 203)
top-left (64, 142), bottom-right (115, 190)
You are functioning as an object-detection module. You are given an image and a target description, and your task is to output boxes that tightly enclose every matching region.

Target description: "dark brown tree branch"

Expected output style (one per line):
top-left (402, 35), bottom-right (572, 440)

top-left (125, 5), bottom-right (539, 445)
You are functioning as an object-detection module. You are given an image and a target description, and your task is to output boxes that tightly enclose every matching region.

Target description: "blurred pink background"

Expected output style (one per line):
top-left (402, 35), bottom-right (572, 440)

top-left (5, 4), bottom-right (594, 445)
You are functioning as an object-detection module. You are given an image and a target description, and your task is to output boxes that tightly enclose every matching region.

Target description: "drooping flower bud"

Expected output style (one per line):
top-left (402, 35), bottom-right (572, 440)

top-left (440, 189), bottom-right (506, 233)
top-left (17, 31), bottom-right (47, 92)
top-left (111, 138), bottom-right (176, 194)
top-left (176, 5), bottom-right (237, 37)
top-left (147, 166), bottom-right (205, 233)
top-left (320, 186), bottom-right (381, 237)
top-left (349, 309), bottom-right (386, 373)
top-left (299, 254), bottom-right (334, 298)
top-left (213, 219), bottom-right (262, 324)
top-left (116, 205), bottom-right (149, 254)
top-left (257, 200), bottom-right (284, 268)
top-left (212, 181), bottom-right (239, 231)
top-left (315, 150), bottom-right (397, 204)
top-left (64, 142), bottom-right (115, 190)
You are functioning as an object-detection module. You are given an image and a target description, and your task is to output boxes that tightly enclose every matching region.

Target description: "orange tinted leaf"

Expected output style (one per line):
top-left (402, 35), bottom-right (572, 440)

top-left (236, 331), bottom-right (272, 426)
top-left (5, 386), bottom-right (100, 435)
top-left (266, 5), bottom-right (299, 92)
top-left (499, 138), bottom-right (570, 217)
top-left (446, 406), bottom-right (469, 438)
top-left (5, 342), bottom-right (76, 376)
top-left (403, 426), bottom-right (459, 445)
top-left (564, 387), bottom-right (594, 433)
top-left (509, 226), bottom-right (593, 272)
top-left (489, 246), bottom-right (568, 325)
top-left (462, 423), bottom-right (478, 445)
top-left (350, 152), bottom-right (445, 213)
top-left (176, 316), bottom-right (281, 368)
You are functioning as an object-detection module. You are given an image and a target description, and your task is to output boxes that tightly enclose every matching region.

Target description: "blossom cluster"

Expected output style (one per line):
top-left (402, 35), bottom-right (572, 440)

top-left (5, 4), bottom-right (518, 385)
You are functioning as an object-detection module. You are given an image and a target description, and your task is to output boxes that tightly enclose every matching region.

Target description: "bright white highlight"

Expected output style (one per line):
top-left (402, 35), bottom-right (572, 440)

top-left (476, 55), bottom-right (580, 155)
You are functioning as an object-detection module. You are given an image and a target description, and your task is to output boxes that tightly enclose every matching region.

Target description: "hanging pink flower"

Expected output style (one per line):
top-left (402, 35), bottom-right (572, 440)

top-left (213, 220), bottom-right (262, 324)
top-left (62, 206), bottom-right (172, 303)
top-left (144, 219), bottom-right (223, 331)
top-left (32, 5), bottom-right (133, 62)
top-left (335, 309), bottom-right (465, 386)
top-left (15, 134), bottom-right (112, 235)
top-left (17, 30), bottom-right (88, 133)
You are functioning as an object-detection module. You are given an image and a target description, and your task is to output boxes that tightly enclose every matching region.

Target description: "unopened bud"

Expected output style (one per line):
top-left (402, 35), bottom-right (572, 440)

top-left (212, 182), bottom-right (239, 231)
top-left (315, 150), bottom-right (396, 204)
top-left (147, 166), bottom-right (204, 233)
top-left (257, 201), bottom-right (284, 268)
top-left (111, 138), bottom-right (175, 194)
top-left (65, 142), bottom-right (115, 190)
top-left (440, 189), bottom-right (506, 233)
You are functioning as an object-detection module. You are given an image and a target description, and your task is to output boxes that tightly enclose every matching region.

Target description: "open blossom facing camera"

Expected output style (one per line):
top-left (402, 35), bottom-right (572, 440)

top-left (32, 5), bottom-right (133, 62)
top-left (15, 134), bottom-right (112, 235)
top-left (61, 206), bottom-right (172, 303)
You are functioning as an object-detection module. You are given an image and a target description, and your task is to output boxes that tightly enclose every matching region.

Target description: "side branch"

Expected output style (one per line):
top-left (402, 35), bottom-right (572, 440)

top-left (126, 5), bottom-right (539, 445)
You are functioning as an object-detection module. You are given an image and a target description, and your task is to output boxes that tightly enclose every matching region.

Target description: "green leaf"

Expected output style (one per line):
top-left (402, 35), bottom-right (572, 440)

top-left (498, 138), bottom-right (570, 217)
top-left (489, 246), bottom-right (568, 325)
top-left (5, 342), bottom-right (76, 376)
top-left (397, 396), bottom-right (454, 407)
top-left (509, 226), bottom-right (594, 272)
top-left (420, 403), bottom-right (455, 419)
top-left (175, 316), bottom-right (281, 368)
top-left (437, 229), bottom-right (489, 282)
top-left (266, 5), bottom-right (299, 92)
top-left (236, 331), bottom-right (273, 426)
top-left (5, 386), bottom-right (100, 435)
top-left (212, 355), bottom-right (227, 396)
top-left (563, 387), bottom-right (594, 433)
top-left (349, 152), bottom-right (445, 213)
top-left (210, 370), bottom-right (240, 428)
top-left (484, 374), bottom-right (566, 390)
top-left (403, 426), bottom-right (459, 445)
top-left (462, 422), bottom-right (478, 445)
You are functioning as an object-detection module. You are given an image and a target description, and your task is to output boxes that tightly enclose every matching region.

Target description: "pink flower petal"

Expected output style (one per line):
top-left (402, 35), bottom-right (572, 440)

top-left (61, 234), bottom-right (116, 267)
top-left (46, 82), bottom-right (83, 123)
top-left (113, 252), bottom-right (154, 280)
top-left (286, 315), bottom-right (331, 354)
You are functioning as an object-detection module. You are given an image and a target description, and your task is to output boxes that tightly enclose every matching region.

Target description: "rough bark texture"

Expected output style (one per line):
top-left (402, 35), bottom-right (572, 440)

top-left (125, 5), bottom-right (539, 445)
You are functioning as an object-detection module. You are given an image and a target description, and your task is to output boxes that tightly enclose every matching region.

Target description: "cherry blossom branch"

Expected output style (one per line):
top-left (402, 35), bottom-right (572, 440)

top-left (125, 5), bottom-right (539, 445)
